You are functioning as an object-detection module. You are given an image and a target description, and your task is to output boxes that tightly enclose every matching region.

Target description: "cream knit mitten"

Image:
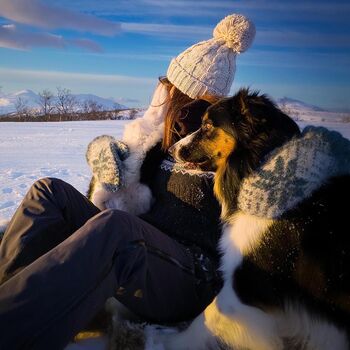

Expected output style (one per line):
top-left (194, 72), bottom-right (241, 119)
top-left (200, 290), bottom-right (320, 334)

top-left (86, 135), bottom-right (129, 192)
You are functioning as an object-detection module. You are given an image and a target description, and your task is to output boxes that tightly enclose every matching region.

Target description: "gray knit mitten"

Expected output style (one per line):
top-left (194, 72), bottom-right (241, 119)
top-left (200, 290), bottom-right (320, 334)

top-left (86, 135), bottom-right (129, 192)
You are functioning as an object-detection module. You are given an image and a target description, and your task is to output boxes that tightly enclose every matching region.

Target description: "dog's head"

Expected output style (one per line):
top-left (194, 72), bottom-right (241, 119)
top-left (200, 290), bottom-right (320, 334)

top-left (170, 88), bottom-right (300, 210)
top-left (171, 88), bottom-right (300, 172)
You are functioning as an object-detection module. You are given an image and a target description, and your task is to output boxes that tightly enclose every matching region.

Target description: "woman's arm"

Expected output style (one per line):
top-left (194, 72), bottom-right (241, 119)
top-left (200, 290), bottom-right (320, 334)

top-left (86, 82), bottom-right (170, 213)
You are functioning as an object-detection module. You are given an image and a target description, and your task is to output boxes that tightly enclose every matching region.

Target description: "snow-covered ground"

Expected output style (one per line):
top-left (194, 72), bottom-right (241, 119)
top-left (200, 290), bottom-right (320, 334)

top-left (0, 118), bottom-right (350, 349)
top-left (0, 120), bottom-right (130, 230)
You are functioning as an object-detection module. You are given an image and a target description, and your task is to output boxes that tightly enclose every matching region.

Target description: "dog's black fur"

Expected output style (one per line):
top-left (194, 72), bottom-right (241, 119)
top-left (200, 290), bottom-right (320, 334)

top-left (172, 88), bottom-right (350, 346)
top-left (235, 174), bottom-right (350, 334)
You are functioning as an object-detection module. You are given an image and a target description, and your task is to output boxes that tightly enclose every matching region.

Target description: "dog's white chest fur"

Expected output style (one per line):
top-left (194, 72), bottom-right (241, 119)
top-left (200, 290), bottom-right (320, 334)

top-left (210, 212), bottom-right (281, 350)
top-left (220, 211), bottom-right (272, 265)
top-left (216, 211), bottom-right (273, 318)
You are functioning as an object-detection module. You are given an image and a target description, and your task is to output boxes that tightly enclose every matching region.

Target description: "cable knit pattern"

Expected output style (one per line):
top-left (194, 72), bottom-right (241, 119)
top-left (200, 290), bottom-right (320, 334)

top-left (167, 14), bottom-right (255, 99)
top-left (238, 126), bottom-right (350, 219)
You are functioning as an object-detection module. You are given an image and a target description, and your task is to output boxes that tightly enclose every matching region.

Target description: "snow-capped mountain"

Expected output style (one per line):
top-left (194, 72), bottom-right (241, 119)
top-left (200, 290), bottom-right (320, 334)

top-left (72, 93), bottom-right (125, 111)
top-left (0, 89), bottom-right (127, 115)
top-left (276, 97), bottom-right (325, 112)
top-left (0, 89), bottom-right (39, 114)
top-left (275, 97), bottom-right (347, 123)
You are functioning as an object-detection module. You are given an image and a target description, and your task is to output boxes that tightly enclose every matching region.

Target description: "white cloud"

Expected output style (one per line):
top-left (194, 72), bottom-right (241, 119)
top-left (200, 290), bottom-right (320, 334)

top-left (122, 22), bottom-right (211, 39)
top-left (0, 68), bottom-right (154, 85)
top-left (0, 0), bottom-right (120, 36)
top-left (121, 22), bottom-right (350, 48)
top-left (0, 24), bottom-right (64, 50)
top-left (0, 24), bottom-right (103, 52)
top-left (83, 51), bottom-right (173, 61)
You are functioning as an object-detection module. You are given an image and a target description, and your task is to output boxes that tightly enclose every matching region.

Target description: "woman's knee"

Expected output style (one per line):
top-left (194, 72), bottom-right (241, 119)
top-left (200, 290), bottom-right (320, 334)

top-left (97, 208), bottom-right (133, 229)
top-left (31, 177), bottom-right (66, 194)
top-left (93, 209), bottom-right (143, 242)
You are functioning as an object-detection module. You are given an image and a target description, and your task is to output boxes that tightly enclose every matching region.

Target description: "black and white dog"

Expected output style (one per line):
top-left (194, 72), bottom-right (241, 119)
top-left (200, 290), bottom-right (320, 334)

top-left (159, 89), bottom-right (350, 349)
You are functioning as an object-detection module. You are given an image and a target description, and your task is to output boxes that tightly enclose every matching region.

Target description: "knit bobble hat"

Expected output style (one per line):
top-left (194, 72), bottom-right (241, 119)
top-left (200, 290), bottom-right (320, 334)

top-left (167, 14), bottom-right (255, 99)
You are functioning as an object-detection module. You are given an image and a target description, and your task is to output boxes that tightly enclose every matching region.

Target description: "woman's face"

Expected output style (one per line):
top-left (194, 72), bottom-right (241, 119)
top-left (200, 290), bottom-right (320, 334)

top-left (175, 99), bottom-right (211, 137)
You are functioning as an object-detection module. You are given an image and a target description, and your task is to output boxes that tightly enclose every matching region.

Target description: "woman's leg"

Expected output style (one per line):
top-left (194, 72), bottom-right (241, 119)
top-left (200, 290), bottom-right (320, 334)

top-left (0, 209), bottom-right (214, 350)
top-left (0, 177), bottom-right (100, 284)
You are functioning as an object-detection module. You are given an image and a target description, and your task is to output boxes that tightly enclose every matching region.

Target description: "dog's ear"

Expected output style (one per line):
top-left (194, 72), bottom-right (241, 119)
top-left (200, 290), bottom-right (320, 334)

top-left (239, 91), bottom-right (250, 116)
top-left (236, 89), bottom-right (258, 130)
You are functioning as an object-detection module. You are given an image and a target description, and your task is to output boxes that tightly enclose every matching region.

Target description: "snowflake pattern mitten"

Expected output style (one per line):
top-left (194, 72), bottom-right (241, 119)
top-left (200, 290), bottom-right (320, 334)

top-left (86, 135), bottom-right (130, 192)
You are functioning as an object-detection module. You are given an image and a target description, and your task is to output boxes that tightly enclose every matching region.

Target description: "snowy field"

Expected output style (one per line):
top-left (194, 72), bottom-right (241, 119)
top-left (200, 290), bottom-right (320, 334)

top-left (0, 120), bottom-right (130, 230)
top-left (0, 118), bottom-right (350, 349)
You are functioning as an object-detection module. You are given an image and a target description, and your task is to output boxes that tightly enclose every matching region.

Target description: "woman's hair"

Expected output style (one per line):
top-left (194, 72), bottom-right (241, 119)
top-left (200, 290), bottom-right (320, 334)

top-left (158, 76), bottom-right (221, 151)
top-left (158, 76), bottom-right (193, 151)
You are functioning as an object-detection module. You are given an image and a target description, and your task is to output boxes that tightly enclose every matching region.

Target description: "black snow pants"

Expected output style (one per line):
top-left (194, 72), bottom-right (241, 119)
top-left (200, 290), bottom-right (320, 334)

top-left (0, 178), bottom-right (219, 350)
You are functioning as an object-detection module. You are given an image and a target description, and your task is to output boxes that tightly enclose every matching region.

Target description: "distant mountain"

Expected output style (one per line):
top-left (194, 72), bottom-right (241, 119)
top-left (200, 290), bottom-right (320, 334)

top-left (275, 97), bottom-right (347, 123)
top-left (0, 89), bottom-right (39, 114)
top-left (72, 93), bottom-right (125, 111)
top-left (276, 97), bottom-right (325, 112)
top-left (0, 90), bottom-right (127, 115)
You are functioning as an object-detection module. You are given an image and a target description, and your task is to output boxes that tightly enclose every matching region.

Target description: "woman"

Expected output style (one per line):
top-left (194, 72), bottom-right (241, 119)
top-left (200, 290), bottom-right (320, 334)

top-left (0, 14), bottom-right (255, 350)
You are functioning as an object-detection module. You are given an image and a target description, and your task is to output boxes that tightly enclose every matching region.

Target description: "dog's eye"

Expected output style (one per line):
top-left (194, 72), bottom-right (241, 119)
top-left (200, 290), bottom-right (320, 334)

top-left (202, 122), bottom-right (213, 131)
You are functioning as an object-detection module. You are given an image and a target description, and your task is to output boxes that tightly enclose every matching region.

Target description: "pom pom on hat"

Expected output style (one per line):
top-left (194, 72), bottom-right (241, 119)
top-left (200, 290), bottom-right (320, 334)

top-left (213, 14), bottom-right (256, 53)
top-left (167, 13), bottom-right (256, 99)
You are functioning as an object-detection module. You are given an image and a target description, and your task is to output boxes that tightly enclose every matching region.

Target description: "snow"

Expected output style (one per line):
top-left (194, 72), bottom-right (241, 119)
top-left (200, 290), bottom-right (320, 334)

top-left (0, 120), bottom-right (130, 231)
top-left (0, 118), bottom-right (350, 349)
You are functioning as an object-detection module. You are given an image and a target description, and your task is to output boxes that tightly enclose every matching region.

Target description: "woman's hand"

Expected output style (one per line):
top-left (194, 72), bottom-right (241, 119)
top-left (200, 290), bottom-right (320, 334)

top-left (86, 135), bottom-right (129, 193)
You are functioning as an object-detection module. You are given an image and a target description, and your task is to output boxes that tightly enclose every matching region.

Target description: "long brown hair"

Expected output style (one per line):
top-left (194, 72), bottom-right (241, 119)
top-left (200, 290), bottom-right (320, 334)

top-left (158, 77), bottom-right (193, 151)
top-left (158, 76), bottom-right (221, 151)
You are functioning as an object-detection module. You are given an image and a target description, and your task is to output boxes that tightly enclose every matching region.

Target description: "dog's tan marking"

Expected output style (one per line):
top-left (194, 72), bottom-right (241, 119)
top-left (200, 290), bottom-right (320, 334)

top-left (204, 129), bottom-right (236, 205)
top-left (201, 128), bottom-right (236, 168)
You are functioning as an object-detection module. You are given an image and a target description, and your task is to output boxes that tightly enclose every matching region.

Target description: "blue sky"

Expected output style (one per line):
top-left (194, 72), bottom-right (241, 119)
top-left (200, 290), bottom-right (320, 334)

top-left (0, 0), bottom-right (349, 110)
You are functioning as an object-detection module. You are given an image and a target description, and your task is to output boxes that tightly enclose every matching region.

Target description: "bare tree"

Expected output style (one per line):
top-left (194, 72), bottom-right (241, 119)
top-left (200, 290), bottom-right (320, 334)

top-left (15, 96), bottom-right (30, 118)
top-left (37, 89), bottom-right (54, 116)
top-left (82, 99), bottom-right (103, 114)
top-left (56, 87), bottom-right (77, 115)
